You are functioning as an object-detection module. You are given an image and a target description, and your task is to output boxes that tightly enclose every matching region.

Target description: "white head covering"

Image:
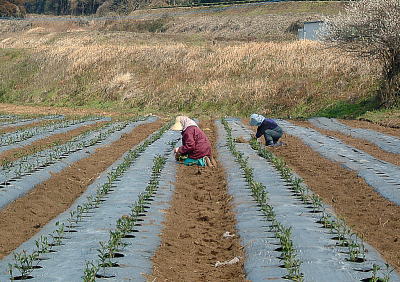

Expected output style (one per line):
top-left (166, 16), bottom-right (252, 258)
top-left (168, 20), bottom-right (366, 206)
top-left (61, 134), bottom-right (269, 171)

top-left (171, 116), bottom-right (198, 131)
top-left (249, 114), bottom-right (265, 126)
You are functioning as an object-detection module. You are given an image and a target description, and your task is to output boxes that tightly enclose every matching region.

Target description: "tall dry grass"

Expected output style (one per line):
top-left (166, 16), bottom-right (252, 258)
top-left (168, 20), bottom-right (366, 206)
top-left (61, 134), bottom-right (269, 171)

top-left (0, 31), bottom-right (378, 116)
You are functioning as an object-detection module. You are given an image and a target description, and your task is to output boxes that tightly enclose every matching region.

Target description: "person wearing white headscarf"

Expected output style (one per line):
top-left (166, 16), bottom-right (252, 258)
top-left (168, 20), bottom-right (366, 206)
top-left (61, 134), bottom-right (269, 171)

top-left (249, 113), bottom-right (283, 146)
top-left (171, 116), bottom-right (213, 167)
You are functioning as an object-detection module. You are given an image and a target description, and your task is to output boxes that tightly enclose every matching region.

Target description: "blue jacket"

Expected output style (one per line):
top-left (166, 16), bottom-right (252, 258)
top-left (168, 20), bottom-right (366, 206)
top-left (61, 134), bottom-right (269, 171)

top-left (256, 118), bottom-right (279, 138)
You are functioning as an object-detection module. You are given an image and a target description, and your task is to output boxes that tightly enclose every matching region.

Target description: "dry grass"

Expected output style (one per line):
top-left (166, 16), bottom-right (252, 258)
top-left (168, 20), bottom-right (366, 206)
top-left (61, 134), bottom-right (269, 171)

top-left (0, 2), bottom-right (380, 117)
top-left (0, 1), bottom-right (345, 40)
top-left (0, 29), bottom-right (378, 116)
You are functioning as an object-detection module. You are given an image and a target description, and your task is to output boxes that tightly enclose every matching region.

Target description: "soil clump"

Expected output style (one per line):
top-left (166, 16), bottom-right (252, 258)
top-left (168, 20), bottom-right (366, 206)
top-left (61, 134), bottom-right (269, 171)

top-left (150, 120), bottom-right (246, 281)
top-left (0, 119), bottom-right (164, 259)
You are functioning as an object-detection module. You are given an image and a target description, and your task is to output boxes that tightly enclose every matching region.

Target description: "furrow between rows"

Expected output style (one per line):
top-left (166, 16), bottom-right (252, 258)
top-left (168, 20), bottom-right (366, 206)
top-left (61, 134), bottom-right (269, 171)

top-left (278, 119), bottom-right (400, 206)
top-left (309, 117), bottom-right (400, 154)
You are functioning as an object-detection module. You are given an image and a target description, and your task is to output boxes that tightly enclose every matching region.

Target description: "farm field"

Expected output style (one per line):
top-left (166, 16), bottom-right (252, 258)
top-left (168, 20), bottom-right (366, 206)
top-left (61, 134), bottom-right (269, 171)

top-left (0, 106), bottom-right (399, 281)
top-left (1, 0), bottom-right (400, 280)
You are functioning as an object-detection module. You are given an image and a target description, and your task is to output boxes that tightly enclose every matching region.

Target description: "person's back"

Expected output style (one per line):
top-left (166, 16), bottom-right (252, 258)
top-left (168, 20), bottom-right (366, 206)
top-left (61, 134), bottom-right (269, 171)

top-left (250, 114), bottom-right (283, 146)
top-left (180, 125), bottom-right (211, 160)
top-left (256, 118), bottom-right (278, 138)
top-left (171, 116), bottom-right (214, 167)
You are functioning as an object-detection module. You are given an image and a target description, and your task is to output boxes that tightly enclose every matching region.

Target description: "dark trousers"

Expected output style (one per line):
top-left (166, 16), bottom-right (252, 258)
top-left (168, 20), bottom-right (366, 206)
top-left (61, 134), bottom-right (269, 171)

top-left (264, 126), bottom-right (283, 145)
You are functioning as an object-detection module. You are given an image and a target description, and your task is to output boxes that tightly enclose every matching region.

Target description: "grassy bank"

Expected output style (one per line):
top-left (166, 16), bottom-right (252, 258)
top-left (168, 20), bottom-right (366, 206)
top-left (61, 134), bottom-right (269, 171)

top-left (1, 1), bottom-right (397, 122)
top-left (0, 31), bottom-right (379, 118)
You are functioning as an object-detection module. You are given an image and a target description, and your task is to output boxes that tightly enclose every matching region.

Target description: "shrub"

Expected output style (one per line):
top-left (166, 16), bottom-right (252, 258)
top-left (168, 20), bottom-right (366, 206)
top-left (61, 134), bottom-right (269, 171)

top-left (322, 0), bottom-right (400, 107)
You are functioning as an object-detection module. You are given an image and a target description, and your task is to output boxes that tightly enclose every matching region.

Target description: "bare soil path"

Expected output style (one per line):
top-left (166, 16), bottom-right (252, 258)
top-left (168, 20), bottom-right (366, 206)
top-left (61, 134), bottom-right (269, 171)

top-left (341, 119), bottom-right (400, 134)
top-left (0, 119), bottom-right (164, 259)
top-left (150, 120), bottom-right (246, 281)
top-left (292, 120), bottom-right (400, 167)
top-left (245, 122), bottom-right (400, 273)
top-left (0, 121), bottom-right (106, 163)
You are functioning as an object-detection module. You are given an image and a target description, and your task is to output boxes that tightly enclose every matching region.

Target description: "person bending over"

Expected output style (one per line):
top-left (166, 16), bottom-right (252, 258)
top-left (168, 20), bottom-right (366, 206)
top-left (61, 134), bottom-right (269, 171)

top-left (171, 116), bottom-right (214, 167)
top-left (249, 113), bottom-right (283, 146)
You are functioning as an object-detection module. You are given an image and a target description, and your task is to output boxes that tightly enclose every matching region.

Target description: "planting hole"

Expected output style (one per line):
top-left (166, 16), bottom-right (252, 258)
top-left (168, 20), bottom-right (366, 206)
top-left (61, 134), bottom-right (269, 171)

top-left (354, 268), bottom-right (372, 272)
top-left (100, 262), bottom-right (120, 268)
top-left (361, 278), bottom-right (386, 282)
top-left (11, 275), bottom-right (34, 280)
top-left (347, 257), bottom-right (366, 263)
top-left (95, 274), bottom-right (115, 279)
top-left (35, 257), bottom-right (50, 261)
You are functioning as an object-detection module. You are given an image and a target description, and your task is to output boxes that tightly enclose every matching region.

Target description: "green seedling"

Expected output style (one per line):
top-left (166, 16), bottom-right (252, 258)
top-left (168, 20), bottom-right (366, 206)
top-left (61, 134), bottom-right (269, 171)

top-left (383, 263), bottom-right (394, 282)
top-left (97, 241), bottom-right (115, 268)
top-left (50, 221), bottom-right (65, 246)
top-left (2, 159), bottom-right (12, 171)
top-left (371, 264), bottom-right (381, 282)
top-left (35, 235), bottom-right (52, 254)
top-left (310, 194), bottom-right (323, 213)
top-left (82, 261), bottom-right (99, 282)
top-left (9, 250), bottom-right (39, 280)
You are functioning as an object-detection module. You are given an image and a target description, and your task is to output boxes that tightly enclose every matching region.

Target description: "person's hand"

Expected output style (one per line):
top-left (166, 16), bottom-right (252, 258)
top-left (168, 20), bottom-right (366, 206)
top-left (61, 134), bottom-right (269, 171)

top-left (174, 147), bottom-right (179, 154)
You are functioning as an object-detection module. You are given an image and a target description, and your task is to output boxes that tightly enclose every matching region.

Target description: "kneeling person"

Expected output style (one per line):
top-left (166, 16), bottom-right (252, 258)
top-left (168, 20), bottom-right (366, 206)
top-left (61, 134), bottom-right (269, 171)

top-left (171, 116), bottom-right (213, 167)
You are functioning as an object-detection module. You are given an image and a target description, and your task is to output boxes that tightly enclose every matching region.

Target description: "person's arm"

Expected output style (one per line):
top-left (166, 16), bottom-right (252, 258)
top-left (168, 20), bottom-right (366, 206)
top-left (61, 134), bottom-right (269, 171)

top-left (255, 124), bottom-right (264, 138)
top-left (178, 128), bottom-right (196, 155)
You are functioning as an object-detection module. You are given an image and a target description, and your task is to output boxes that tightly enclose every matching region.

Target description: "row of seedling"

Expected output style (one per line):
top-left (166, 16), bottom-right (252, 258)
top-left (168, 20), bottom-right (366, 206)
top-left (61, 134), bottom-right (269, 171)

top-left (0, 114), bottom-right (43, 128)
top-left (7, 121), bottom-right (172, 280)
top-left (83, 154), bottom-right (170, 281)
top-left (0, 118), bottom-right (34, 129)
top-left (0, 119), bottom-right (139, 186)
top-left (221, 119), bottom-right (303, 281)
top-left (0, 116), bottom-right (98, 146)
top-left (248, 136), bottom-right (394, 280)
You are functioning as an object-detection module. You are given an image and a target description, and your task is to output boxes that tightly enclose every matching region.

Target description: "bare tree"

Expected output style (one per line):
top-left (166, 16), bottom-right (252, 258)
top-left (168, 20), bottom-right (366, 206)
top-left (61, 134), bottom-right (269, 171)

top-left (322, 0), bottom-right (400, 106)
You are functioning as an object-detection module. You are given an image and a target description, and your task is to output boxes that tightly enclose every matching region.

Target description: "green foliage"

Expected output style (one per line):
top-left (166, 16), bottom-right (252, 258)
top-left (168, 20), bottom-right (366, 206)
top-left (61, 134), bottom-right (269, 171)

top-left (0, 49), bottom-right (39, 103)
top-left (313, 97), bottom-right (380, 119)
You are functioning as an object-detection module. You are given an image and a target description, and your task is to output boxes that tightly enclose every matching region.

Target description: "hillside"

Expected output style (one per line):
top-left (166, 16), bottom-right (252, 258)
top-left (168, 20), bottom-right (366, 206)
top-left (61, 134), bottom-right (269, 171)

top-left (1, 1), bottom-right (393, 122)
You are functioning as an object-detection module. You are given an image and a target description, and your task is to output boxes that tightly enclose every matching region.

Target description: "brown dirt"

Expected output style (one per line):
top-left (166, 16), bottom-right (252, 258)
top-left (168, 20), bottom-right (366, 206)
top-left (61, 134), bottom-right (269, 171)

top-left (292, 120), bottom-right (400, 167)
top-left (340, 119), bottom-right (400, 138)
top-left (244, 120), bottom-right (400, 273)
top-left (0, 121), bottom-right (107, 163)
top-left (234, 136), bottom-right (248, 144)
top-left (150, 120), bottom-right (246, 281)
top-left (0, 119), bottom-right (164, 259)
top-left (0, 103), bottom-right (130, 118)
top-left (0, 120), bottom-right (52, 134)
